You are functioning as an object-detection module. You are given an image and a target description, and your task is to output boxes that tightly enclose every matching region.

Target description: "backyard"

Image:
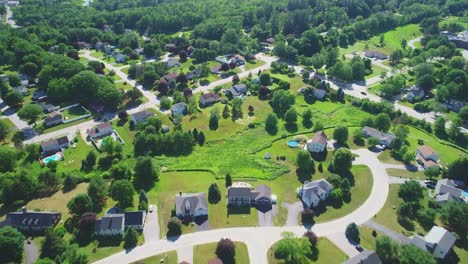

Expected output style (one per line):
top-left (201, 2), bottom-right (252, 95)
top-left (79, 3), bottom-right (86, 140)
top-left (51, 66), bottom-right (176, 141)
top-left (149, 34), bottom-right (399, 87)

top-left (61, 105), bottom-right (90, 121)
top-left (193, 242), bottom-right (250, 264)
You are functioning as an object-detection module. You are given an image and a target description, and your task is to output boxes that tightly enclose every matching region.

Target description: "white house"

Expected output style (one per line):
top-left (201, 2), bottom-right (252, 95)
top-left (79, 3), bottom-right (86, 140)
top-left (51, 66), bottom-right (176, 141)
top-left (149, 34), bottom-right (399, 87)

top-left (435, 179), bottom-right (465, 206)
top-left (411, 226), bottom-right (456, 259)
top-left (40, 136), bottom-right (69, 155)
top-left (175, 193), bottom-right (208, 218)
top-left (362, 126), bottom-right (396, 147)
top-left (86, 122), bottom-right (114, 139)
top-left (95, 214), bottom-right (125, 236)
top-left (124, 211), bottom-right (146, 231)
top-left (306, 131), bottom-right (327, 153)
top-left (297, 179), bottom-right (333, 208)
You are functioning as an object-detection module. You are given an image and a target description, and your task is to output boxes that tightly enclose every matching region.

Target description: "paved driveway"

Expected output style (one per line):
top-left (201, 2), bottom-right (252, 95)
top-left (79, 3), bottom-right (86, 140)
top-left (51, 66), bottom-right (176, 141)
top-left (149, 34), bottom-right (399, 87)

top-left (24, 240), bottom-right (38, 264)
top-left (257, 204), bottom-right (277, 227)
top-left (143, 205), bottom-right (160, 243)
top-left (282, 201), bottom-right (303, 226)
top-left (363, 220), bottom-right (411, 244)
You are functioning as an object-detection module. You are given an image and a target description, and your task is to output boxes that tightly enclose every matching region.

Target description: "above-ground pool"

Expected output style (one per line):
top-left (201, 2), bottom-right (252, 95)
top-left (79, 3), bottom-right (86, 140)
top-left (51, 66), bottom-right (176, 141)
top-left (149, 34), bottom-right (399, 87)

top-left (42, 153), bottom-right (62, 164)
top-left (287, 140), bottom-right (299, 148)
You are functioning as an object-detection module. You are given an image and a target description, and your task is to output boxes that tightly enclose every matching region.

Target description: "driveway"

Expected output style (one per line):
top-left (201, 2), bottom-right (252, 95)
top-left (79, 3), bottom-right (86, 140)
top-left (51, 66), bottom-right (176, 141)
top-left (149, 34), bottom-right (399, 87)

top-left (363, 220), bottom-right (411, 244)
top-left (143, 204), bottom-right (160, 243)
top-left (389, 176), bottom-right (425, 186)
top-left (282, 201), bottom-right (303, 226)
top-left (257, 204), bottom-right (277, 227)
top-left (177, 245), bottom-right (193, 264)
top-left (194, 215), bottom-right (210, 231)
top-left (24, 240), bottom-right (38, 264)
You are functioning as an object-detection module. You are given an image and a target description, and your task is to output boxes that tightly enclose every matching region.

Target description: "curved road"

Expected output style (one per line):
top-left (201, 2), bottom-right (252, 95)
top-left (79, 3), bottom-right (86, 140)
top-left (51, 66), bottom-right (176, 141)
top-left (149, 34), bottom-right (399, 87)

top-left (94, 149), bottom-right (389, 264)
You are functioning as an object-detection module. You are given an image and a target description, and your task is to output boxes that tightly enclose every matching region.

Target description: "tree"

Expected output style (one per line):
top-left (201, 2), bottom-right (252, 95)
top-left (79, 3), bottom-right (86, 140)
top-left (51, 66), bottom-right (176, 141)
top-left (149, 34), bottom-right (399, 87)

top-left (101, 136), bottom-right (122, 157)
top-left (353, 129), bottom-right (365, 145)
top-left (87, 176), bottom-right (108, 211)
top-left (0, 121), bottom-right (10, 143)
top-left (333, 126), bottom-right (349, 145)
top-left (167, 217), bottom-right (182, 236)
top-left (375, 113), bottom-right (391, 132)
top-left (118, 111), bottom-right (128, 121)
top-left (302, 109), bottom-right (313, 128)
top-left (265, 113), bottom-right (279, 135)
top-left (41, 228), bottom-right (66, 260)
top-left (67, 194), bottom-right (93, 218)
top-left (220, 62), bottom-right (230, 72)
top-left (303, 231), bottom-right (317, 247)
top-left (367, 136), bottom-right (380, 148)
top-left (332, 148), bottom-right (353, 173)
top-left (198, 131), bottom-right (205, 146)
top-left (110, 163), bottom-right (132, 180)
top-left (134, 156), bottom-right (159, 190)
top-left (424, 167), bottom-right (439, 179)
top-left (209, 110), bottom-right (219, 130)
top-left (376, 236), bottom-right (400, 264)
top-left (208, 183), bottom-right (221, 204)
top-left (301, 208), bottom-right (314, 224)
top-left (271, 90), bottom-right (295, 117)
top-left (400, 244), bottom-right (436, 264)
top-left (434, 117), bottom-right (446, 138)
top-left (398, 180), bottom-right (424, 203)
top-left (394, 125), bottom-right (409, 141)
top-left (284, 108), bottom-right (298, 128)
top-left (216, 238), bottom-right (236, 262)
top-left (160, 96), bottom-right (172, 110)
top-left (440, 201), bottom-right (468, 238)
top-left (345, 223), bottom-right (360, 243)
top-left (0, 226), bottom-right (24, 263)
top-left (403, 152), bottom-right (415, 164)
top-left (296, 150), bottom-right (314, 179)
top-left (274, 232), bottom-right (311, 263)
top-left (447, 156), bottom-right (468, 182)
top-left (231, 98), bottom-right (243, 120)
top-left (222, 105), bottom-right (230, 119)
top-left (17, 104), bottom-right (43, 125)
top-left (110, 179), bottom-right (135, 208)
top-left (124, 228), bottom-right (139, 249)
top-left (259, 72), bottom-right (271, 86)
top-left (78, 212), bottom-right (96, 236)
top-left (232, 74), bottom-right (240, 84)
top-left (85, 150), bottom-right (97, 170)
top-left (225, 174), bottom-right (232, 188)
top-left (4, 91), bottom-right (23, 108)
top-left (0, 146), bottom-right (17, 173)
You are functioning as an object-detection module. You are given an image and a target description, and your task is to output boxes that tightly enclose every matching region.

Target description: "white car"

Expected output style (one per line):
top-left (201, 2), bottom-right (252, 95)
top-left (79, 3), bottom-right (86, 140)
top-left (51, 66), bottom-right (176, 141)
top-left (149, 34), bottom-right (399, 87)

top-left (149, 205), bottom-right (154, 213)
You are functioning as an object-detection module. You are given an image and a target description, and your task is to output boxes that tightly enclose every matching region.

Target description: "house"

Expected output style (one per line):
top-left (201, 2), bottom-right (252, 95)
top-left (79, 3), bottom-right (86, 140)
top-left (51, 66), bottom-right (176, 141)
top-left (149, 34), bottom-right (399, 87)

top-left (103, 44), bottom-right (115, 55)
top-left (4, 207), bottom-right (61, 234)
top-left (225, 83), bottom-right (247, 98)
top-left (76, 42), bottom-right (91, 49)
top-left (444, 98), bottom-right (465, 113)
top-left (406, 85), bottom-right (425, 103)
top-left (40, 103), bottom-right (60, 113)
top-left (165, 43), bottom-right (176, 52)
top-left (343, 250), bottom-right (382, 264)
top-left (95, 42), bottom-right (104, 50)
top-left (130, 110), bottom-right (154, 125)
top-left (186, 46), bottom-right (194, 56)
top-left (445, 30), bottom-right (468, 49)
top-left (166, 58), bottom-right (181, 68)
top-left (86, 122), bottom-right (114, 139)
top-left (90, 103), bottom-right (104, 113)
top-left (162, 72), bottom-right (178, 83)
top-left (265, 38), bottom-right (274, 44)
top-left (124, 211), bottom-right (146, 231)
top-left (313, 88), bottom-right (327, 100)
top-left (174, 193), bottom-right (208, 218)
top-left (102, 24), bottom-right (112, 33)
top-left (364, 50), bottom-right (388, 60)
top-left (411, 226), bottom-right (456, 259)
top-left (115, 53), bottom-right (126, 63)
top-left (416, 145), bottom-right (440, 170)
top-left (210, 65), bottom-right (221, 74)
top-left (13, 85), bottom-right (28, 96)
top-left (434, 179), bottom-right (465, 205)
top-left (171, 102), bottom-right (187, 116)
top-left (297, 179), bottom-right (333, 208)
top-left (134, 48), bottom-right (144, 55)
top-left (362, 126), bottom-right (396, 147)
top-left (200, 93), bottom-right (221, 107)
top-left (227, 183), bottom-right (273, 206)
top-left (40, 136), bottom-right (69, 155)
top-left (32, 90), bottom-right (47, 101)
top-left (307, 131), bottom-right (328, 153)
top-left (44, 112), bottom-right (63, 128)
top-left (95, 214), bottom-right (125, 236)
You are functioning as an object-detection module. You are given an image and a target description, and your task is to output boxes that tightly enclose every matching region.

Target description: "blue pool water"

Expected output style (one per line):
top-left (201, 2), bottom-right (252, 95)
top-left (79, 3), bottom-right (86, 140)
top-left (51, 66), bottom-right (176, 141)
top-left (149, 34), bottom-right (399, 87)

top-left (287, 140), bottom-right (299, 148)
top-left (43, 153), bottom-right (62, 163)
top-left (463, 191), bottom-right (468, 198)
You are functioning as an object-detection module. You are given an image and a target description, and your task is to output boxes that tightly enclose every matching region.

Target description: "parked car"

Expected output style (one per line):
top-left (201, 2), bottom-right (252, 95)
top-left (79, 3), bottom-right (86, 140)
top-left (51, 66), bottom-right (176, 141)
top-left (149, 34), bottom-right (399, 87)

top-left (355, 245), bottom-right (364, 252)
top-left (360, 91), bottom-right (367, 95)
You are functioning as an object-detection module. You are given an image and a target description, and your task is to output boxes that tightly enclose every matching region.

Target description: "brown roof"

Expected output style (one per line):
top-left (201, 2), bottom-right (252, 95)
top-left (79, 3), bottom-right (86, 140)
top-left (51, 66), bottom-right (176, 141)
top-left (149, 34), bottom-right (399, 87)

top-left (417, 145), bottom-right (436, 157)
top-left (201, 93), bottom-right (220, 101)
top-left (163, 73), bottom-right (178, 81)
top-left (312, 131), bottom-right (327, 145)
top-left (417, 154), bottom-right (439, 168)
top-left (95, 122), bottom-right (112, 130)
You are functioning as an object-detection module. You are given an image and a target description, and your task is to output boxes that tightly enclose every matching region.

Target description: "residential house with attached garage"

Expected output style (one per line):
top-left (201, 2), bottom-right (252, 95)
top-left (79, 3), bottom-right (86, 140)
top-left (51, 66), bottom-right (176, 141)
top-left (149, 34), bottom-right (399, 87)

top-left (175, 193), bottom-right (208, 218)
top-left (171, 102), bottom-right (187, 116)
top-left (40, 103), bottom-right (60, 113)
top-left (95, 214), bottom-right (125, 236)
top-left (40, 136), bottom-right (69, 155)
top-left (13, 85), bottom-right (28, 96)
top-left (210, 65), bottom-right (221, 74)
top-left (86, 122), bottom-right (114, 139)
top-left (416, 145), bottom-right (440, 170)
top-left (103, 44), bottom-right (115, 55)
top-left (227, 183), bottom-right (274, 206)
top-left (115, 53), bottom-right (126, 63)
top-left (44, 112), bottom-right (63, 128)
top-left (166, 58), bottom-right (181, 68)
top-left (200, 93), bottom-right (221, 107)
top-left (362, 126), bottom-right (396, 147)
top-left (162, 72), bottom-right (178, 83)
top-left (444, 98), bottom-right (465, 113)
top-left (343, 250), bottom-right (382, 264)
top-left (364, 50), bottom-right (388, 60)
top-left (307, 130), bottom-right (328, 153)
top-left (2, 207), bottom-right (61, 234)
top-left (297, 179), bottom-right (333, 208)
top-left (224, 83), bottom-right (247, 98)
top-left (406, 85), bottom-right (425, 103)
top-left (124, 211), bottom-right (146, 231)
top-left (130, 110), bottom-right (154, 125)
top-left (434, 179), bottom-right (466, 206)
top-left (411, 226), bottom-right (456, 259)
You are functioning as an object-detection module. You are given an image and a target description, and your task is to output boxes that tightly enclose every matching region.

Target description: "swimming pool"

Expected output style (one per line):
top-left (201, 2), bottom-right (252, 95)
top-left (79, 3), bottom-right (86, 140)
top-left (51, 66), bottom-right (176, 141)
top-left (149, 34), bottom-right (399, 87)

top-left (463, 190), bottom-right (468, 198)
top-left (287, 140), bottom-right (299, 148)
top-left (43, 153), bottom-right (62, 163)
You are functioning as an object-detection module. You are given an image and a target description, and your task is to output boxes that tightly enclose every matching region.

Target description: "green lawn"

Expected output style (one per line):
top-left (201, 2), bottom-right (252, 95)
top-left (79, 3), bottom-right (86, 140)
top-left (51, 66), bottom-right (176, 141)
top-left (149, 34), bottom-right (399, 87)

top-left (61, 106), bottom-right (89, 120)
top-left (340, 24), bottom-right (422, 55)
top-left (366, 64), bottom-right (388, 80)
top-left (193, 242), bottom-right (249, 264)
top-left (90, 51), bottom-right (104, 59)
top-left (386, 168), bottom-right (428, 180)
top-left (131, 250), bottom-right (178, 264)
top-left (38, 115), bottom-right (93, 134)
top-left (58, 136), bottom-right (95, 172)
top-left (244, 59), bottom-right (266, 71)
top-left (267, 237), bottom-right (348, 264)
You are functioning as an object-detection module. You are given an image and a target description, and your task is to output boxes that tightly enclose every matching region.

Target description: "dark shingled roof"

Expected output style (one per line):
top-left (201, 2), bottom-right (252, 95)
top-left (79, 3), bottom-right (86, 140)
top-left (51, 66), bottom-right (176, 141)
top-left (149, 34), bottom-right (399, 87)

top-left (131, 110), bottom-right (154, 123)
top-left (124, 211), bottom-right (146, 226)
top-left (95, 214), bottom-right (124, 233)
top-left (56, 136), bottom-right (69, 146)
top-left (6, 210), bottom-right (61, 230)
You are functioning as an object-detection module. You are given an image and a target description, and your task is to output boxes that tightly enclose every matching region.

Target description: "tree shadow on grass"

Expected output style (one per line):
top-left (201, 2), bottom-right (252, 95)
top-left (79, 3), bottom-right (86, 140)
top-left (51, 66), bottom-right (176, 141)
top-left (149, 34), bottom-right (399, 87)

top-left (311, 149), bottom-right (327, 162)
top-left (285, 123), bottom-right (298, 133)
top-left (227, 206), bottom-right (251, 215)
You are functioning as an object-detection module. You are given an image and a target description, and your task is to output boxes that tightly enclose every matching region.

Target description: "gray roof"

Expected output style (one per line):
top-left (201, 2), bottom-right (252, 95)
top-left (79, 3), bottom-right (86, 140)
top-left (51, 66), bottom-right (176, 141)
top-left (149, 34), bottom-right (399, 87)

top-left (124, 211), bottom-right (145, 226)
top-left (228, 185), bottom-right (255, 199)
top-left (362, 126), bottom-right (396, 143)
top-left (226, 84), bottom-right (247, 97)
top-left (435, 179), bottom-right (463, 198)
top-left (131, 110), bottom-right (154, 123)
top-left (171, 102), bottom-right (187, 114)
top-left (425, 226), bottom-right (457, 253)
top-left (343, 250), bottom-right (382, 264)
top-left (313, 88), bottom-right (327, 99)
top-left (44, 113), bottom-right (62, 124)
top-left (254, 184), bottom-right (271, 200)
top-left (6, 210), bottom-right (61, 229)
top-left (411, 235), bottom-right (428, 251)
top-left (56, 136), bottom-right (69, 146)
top-left (174, 193), bottom-right (208, 216)
top-left (95, 214), bottom-right (124, 233)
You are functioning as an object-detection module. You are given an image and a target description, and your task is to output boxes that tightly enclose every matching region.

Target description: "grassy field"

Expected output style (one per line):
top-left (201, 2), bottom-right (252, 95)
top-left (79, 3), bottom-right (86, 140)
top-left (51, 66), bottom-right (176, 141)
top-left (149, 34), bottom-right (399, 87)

top-left (193, 242), bottom-right (249, 264)
top-left (366, 64), bottom-right (388, 79)
top-left (244, 59), bottom-right (266, 71)
top-left (340, 24), bottom-right (421, 55)
top-left (267, 237), bottom-right (348, 264)
top-left (61, 106), bottom-right (89, 120)
top-left (132, 251), bottom-right (178, 264)
top-left (386, 168), bottom-right (427, 180)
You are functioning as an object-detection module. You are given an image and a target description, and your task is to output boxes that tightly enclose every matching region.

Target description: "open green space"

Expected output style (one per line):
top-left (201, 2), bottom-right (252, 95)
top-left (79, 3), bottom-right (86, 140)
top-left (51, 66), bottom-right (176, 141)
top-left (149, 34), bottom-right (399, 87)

top-left (439, 16), bottom-right (468, 30)
top-left (193, 242), bottom-right (249, 264)
top-left (366, 64), bottom-right (388, 79)
top-left (61, 106), bottom-right (89, 120)
top-left (131, 251), bottom-right (178, 264)
top-left (244, 59), bottom-right (266, 71)
top-left (386, 168), bottom-right (427, 180)
top-left (80, 234), bottom-right (145, 263)
top-left (340, 24), bottom-right (422, 56)
top-left (90, 51), bottom-right (104, 59)
top-left (267, 237), bottom-right (348, 264)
